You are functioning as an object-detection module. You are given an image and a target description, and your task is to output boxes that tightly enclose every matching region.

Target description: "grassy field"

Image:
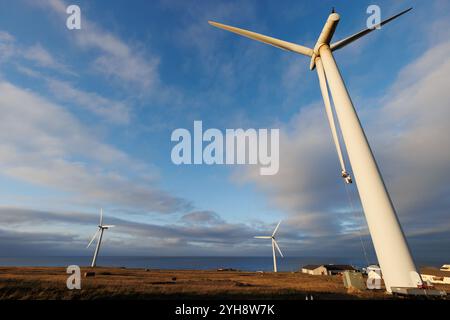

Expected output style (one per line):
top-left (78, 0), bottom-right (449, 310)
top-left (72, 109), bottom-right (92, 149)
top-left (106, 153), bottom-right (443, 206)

top-left (0, 266), bottom-right (448, 300)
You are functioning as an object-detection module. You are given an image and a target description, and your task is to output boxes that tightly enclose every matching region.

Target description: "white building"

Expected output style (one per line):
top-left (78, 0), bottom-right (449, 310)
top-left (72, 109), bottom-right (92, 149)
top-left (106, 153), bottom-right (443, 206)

top-left (440, 264), bottom-right (450, 272)
top-left (301, 265), bottom-right (328, 275)
top-left (301, 264), bottom-right (356, 276)
top-left (420, 267), bottom-right (450, 284)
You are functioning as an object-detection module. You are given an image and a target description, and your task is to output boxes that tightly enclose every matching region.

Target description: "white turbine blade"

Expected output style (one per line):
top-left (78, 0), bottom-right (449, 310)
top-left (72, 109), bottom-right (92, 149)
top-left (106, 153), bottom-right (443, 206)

top-left (87, 229), bottom-right (100, 248)
top-left (330, 7), bottom-right (412, 51)
top-left (273, 240), bottom-right (284, 258)
top-left (208, 21), bottom-right (313, 57)
top-left (102, 225), bottom-right (115, 228)
top-left (254, 236), bottom-right (271, 239)
top-left (99, 208), bottom-right (103, 226)
top-left (272, 221), bottom-right (282, 237)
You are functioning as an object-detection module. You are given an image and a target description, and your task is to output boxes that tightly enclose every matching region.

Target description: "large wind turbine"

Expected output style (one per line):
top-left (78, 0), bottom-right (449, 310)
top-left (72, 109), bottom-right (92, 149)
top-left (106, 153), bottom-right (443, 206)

top-left (255, 221), bottom-right (284, 272)
top-left (210, 8), bottom-right (425, 292)
top-left (87, 208), bottom-right (115, 268)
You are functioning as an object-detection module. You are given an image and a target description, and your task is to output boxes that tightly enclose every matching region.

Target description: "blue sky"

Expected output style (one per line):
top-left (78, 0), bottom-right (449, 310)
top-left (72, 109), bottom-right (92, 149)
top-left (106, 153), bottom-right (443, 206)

top-left (0, 0), bottom-right (449, 264)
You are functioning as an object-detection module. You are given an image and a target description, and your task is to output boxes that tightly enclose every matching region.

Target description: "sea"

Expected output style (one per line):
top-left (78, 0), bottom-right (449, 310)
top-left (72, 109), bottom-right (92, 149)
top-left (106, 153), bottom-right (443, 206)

top-left (0, 256), bottom-right (442, 271)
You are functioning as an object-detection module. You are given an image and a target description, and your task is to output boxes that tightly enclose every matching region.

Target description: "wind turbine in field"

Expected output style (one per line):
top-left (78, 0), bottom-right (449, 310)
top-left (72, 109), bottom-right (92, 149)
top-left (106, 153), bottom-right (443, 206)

top-left (87, 208), bottom-right (115, 268)
top-left (210, 8), bottom-right (433, 294)
top-left (255, 221), bottom-right (284, 272)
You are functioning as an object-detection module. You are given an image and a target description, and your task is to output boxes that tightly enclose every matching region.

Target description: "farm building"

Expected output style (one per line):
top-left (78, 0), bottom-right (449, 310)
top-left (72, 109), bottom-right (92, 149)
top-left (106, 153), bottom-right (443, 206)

top-left (440, 264), bottom-right (450, 272)
top-left (421, 267), bottom-right (450, 284)
top-left (301, 264), bottom-right (356, 276)
top-left (301, 265), bottom-right (328, 275)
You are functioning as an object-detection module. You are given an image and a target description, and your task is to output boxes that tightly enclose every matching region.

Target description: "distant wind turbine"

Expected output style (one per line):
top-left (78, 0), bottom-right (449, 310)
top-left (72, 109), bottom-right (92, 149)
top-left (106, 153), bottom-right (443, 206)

top-left (209, 8), bottom-right (426, 293)
top-left (87, 208), bottom-right (115, 268)
top-left (255, 221), bottom-right (284, 272)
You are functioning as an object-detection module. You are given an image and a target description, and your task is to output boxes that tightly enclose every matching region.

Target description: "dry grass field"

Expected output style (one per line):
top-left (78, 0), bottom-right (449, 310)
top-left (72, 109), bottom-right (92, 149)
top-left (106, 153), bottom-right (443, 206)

top-left (0, 266), bottom-right (448, 300)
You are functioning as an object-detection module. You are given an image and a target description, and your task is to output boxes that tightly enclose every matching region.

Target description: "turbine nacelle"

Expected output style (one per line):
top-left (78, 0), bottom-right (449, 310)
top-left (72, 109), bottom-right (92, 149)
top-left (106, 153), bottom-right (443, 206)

top-left (309, 12), bottom-right (340, 70)
top-left (99, 225), bottom-right (115, 229)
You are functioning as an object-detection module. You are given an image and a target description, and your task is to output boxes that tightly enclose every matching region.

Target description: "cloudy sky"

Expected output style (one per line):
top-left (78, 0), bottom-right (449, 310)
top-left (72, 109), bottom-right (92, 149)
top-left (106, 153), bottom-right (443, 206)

top-left (0, 0), bottom-right (448, 264)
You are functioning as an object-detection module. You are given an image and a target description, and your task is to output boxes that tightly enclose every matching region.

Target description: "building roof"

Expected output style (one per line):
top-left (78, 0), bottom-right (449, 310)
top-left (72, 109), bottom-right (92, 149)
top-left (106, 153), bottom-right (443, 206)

top-left (302, 264), bottom-right (356, 271)
top-left (324, 264), bottom-right (356, 271)
top-left (421, 267), bottom-right (450, 278)
top-left (302, 264), bottom-right (323, 270)
top-left (440, 265), bottom-right (450, 271)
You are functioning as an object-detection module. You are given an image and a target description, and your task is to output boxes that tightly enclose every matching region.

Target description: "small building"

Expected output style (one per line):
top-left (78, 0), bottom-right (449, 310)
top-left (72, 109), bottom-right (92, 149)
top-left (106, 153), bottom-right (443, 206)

top-left (301, 265), bottom-right (328, 275)
top-left (421, 267), bottom-right (450, 284)
top-left (325, 264), bottom-right (357, 275)
top-left (440, 264), bottom-right (450, 272)
top-left (301, 264), bottom-right (356, 276)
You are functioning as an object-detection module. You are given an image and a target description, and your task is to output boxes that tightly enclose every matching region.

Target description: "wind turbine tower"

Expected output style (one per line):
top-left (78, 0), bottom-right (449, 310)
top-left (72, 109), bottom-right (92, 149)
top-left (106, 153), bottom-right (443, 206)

top-left (209, 8), bottom-right (433, 293)
top-left (87, 208), bottom-right (115, 268)
top-left (255, 221), bottom-right (284, 272)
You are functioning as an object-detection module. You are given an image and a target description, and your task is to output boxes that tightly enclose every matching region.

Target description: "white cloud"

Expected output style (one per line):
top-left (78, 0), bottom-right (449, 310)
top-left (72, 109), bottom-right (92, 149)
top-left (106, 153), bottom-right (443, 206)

top-left (46, 78), bottom-right (131, 124)
top-left (369, 41), bottom-right (450, 225)
top-left (23, 43), bottom-right (74, 75)
top-left (0, 81), bottom-right (190, 213)
top-left (0, 30), bottom-right (14, 42)
top-left (36, 0), bottom-right (162, 93)
top-left (0, 206), bottom-right (289, 256)
top-left (0, 29), bottom-right (74, 77)
top-left (1, 37), bottom-right (130, 125)
top-left (0, 31), bottom-right (15, 62)
top-left (73, 25), bottom-right (160, 91)
top-left (234, 102), bottom-right (348, 237)
top-left (15, 65), bottom-right (42, 78)
top-left (238, 40), bottom-right (450, 243)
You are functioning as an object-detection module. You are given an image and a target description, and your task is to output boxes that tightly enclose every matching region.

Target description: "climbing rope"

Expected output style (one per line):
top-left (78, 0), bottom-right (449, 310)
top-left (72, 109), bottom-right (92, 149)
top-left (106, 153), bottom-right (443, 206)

top-left (344, 182), bottom-right (370, 266)
top-left (316, 57), bottom-right (371, 267)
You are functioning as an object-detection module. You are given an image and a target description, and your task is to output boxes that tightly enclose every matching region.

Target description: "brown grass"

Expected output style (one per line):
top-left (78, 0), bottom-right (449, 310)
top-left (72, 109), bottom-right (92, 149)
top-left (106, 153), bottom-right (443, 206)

top-left (0, 266), bottom-right (448, 300)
